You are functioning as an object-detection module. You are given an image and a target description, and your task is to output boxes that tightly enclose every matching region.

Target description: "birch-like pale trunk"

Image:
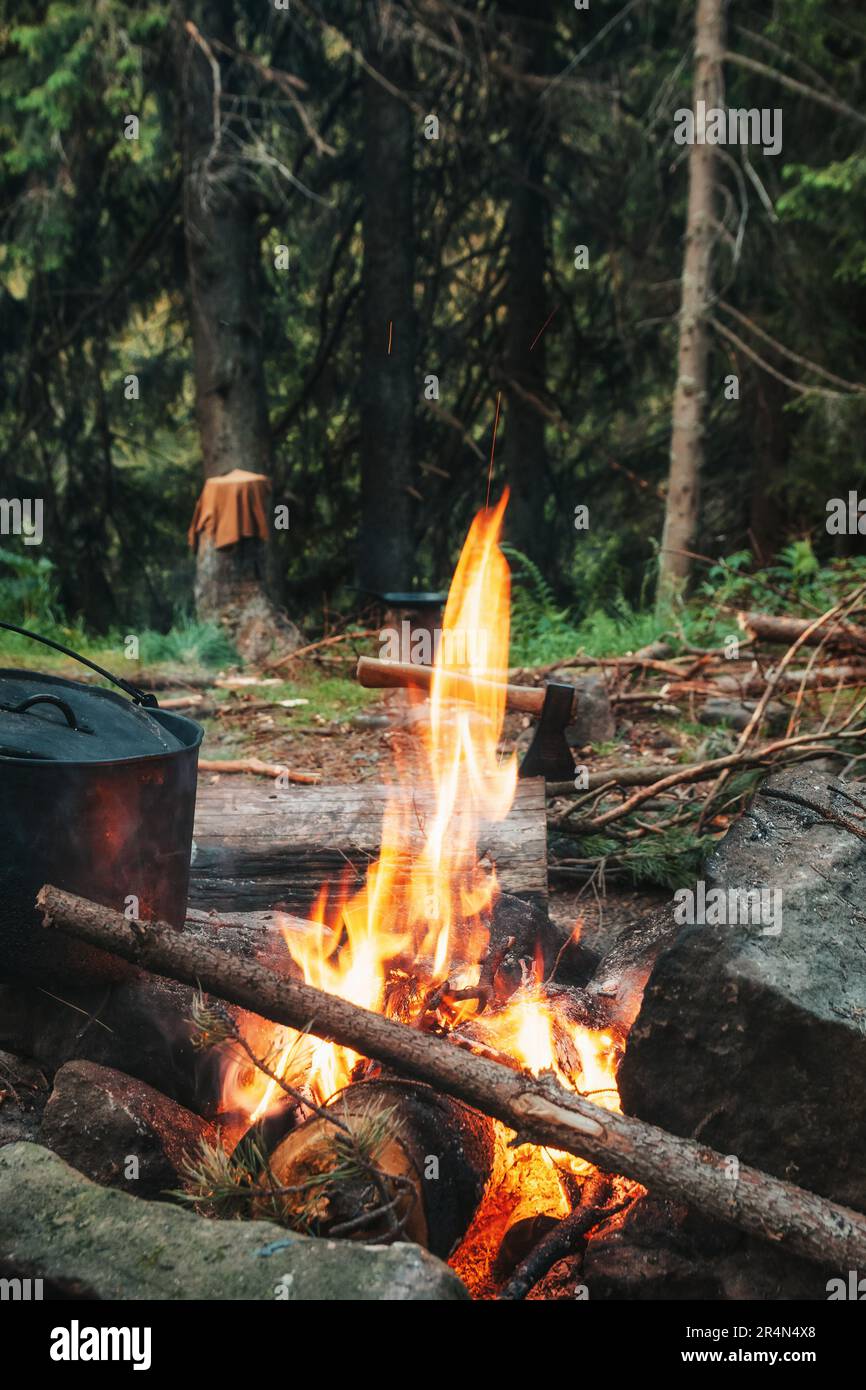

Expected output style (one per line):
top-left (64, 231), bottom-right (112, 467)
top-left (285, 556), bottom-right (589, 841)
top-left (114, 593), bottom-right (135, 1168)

top-left (657, 0), bottom-right (726, 610)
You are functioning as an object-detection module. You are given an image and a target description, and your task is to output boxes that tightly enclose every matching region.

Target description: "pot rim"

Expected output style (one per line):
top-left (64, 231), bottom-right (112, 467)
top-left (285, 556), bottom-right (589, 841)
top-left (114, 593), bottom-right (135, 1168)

top-left (0, 672), bottom-right (204, 772)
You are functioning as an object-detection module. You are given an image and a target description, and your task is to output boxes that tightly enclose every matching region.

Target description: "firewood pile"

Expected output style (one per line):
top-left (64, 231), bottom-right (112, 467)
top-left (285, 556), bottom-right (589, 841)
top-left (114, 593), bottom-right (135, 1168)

top-left (538, 594), bottom-right (866, 897)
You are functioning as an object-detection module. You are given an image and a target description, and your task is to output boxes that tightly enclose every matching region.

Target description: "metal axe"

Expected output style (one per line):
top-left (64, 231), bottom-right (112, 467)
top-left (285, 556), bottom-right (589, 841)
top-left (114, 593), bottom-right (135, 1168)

top-left (355, 657), bottom-right (577, 781)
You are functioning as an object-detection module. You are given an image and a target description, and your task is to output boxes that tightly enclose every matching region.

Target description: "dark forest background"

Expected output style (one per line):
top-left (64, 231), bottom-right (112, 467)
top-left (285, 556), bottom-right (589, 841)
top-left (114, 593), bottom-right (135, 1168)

top-left (1, 0), bottom-right (865, 664)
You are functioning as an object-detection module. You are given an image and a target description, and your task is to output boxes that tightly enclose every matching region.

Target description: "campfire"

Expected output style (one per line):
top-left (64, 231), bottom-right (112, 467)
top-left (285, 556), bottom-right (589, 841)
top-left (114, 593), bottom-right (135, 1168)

top-left (6, 499), bottom-right (866, 1303)
top-left (216, 493), bottom-right (629, 1293)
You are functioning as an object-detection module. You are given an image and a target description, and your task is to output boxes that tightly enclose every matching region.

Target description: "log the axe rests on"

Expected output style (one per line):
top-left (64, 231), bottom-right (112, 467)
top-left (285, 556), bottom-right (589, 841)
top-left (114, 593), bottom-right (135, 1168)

top-left (355, 656), bottom-right (577, 781)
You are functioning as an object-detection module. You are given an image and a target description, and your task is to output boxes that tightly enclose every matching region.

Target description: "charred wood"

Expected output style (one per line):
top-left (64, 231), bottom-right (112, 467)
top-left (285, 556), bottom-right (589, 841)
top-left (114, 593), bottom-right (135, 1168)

top-left (38, 884), bottom-right (866, 1272)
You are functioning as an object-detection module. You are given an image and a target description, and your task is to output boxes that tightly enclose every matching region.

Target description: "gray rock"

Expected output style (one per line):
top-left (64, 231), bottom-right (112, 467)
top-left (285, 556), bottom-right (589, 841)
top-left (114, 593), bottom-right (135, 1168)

top-left (0, 1143), bottom-right (470, 1301)
top-left (583, 1195), bottom-right (828, 1301)
top-left (40, 1061), bottom-right (219, 1198)
top-left (699, 696), bottom-right (787, 733)
top-left (547, 673), bottom-right (615, 747)
top-left (619, 768), bottom-right (866, 1213)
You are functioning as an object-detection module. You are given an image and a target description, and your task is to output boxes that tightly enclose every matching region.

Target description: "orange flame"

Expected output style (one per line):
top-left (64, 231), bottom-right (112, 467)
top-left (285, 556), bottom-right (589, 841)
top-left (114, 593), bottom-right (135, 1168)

top-left (221, 494), bottom-right (622, 1201)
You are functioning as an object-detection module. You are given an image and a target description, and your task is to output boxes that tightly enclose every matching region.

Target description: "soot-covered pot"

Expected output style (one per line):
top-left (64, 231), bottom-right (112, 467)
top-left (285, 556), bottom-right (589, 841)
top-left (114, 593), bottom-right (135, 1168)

top-left (0, 625), bottom-right (203, 985)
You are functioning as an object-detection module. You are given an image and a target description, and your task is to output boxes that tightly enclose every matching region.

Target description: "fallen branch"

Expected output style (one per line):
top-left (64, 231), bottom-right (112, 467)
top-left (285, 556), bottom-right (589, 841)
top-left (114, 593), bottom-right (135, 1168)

top-left (37, 885), bottom-right (866, 1272)
top-left (509, 654), bottom-right (691, 681)
top-left (162, 698), bottom-right (301, 717)
top-left (198, 758), bottom-right (321, 784)
top-left (270, 629), bottom-right (378, 671)
top-left (545, 757), bottom-right (771, 799)
top-left (549, 731), bottom-right (863, 828)
top-left (700, 589), bottom-right (866, 827)
top-left (739, 610), bottom-right (866, 653)
top-left (717, 665), bottom-right (866, 697)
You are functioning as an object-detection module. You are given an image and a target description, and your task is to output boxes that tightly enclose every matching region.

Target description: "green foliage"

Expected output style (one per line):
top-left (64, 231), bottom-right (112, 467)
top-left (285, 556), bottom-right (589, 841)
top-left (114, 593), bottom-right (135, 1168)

top-left (137, 621), bottom-right (238, 669)
top-left (176, 1132), bottom-right (272, 1221)
top-left (0, 547), bottom-right (62, 626)
top-left (506, 544), bottom-right (652, 662)
top-left (505, 536), bottom-right (866, 670)
top-left (1, 0), bottom-right (865, 639)
top-left (506, 542), bottom-right (672, 664)
top-left (575, 827), bottom-right (718, 890)
top-left (779, 156), bottom-right (866, 285)
top-left (695, 546), bottom-right (866, 620)
top-left (0, 566), bottom-right (234, 671)
top-left (0, 548), bottom-right (93, 655)
top-left (567, 600), bottom-right (668, 659)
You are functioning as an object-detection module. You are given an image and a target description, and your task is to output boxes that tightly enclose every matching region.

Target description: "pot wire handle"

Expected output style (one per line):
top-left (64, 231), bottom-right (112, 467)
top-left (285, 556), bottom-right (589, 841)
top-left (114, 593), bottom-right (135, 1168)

top-left (12, 694), bottom-right (84, 730)
top-left (0, 622), bottom-right (159, 707)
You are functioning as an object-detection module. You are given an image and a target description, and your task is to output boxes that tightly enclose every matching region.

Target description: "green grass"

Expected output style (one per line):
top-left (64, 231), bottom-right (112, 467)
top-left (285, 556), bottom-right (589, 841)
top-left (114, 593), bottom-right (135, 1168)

top-left (208, 672), bottom-right (381, 727)
top-left (0, 619), bottom-right (238, 678)
top-left (136, 620), bottom-right (238, 668)
top-left (5, 539), bottom-right (864, 720)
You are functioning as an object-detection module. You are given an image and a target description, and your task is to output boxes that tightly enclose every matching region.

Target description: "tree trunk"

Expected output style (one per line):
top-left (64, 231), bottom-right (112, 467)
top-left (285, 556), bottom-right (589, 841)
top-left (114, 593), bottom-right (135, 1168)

top-left (657, 0), bottom-right (726, 610)
top-left (748, 373), bottom-right (789, 564)
top-left (175, 4), bottom-right (297, 661)
top-left (358, 2), bottom-right (416, 594)
top-left (502, 1), bottom-right (551, 567)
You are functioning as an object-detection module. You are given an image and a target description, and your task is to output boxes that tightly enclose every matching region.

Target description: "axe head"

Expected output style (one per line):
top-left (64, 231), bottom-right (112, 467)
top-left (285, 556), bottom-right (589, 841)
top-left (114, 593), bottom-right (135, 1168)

top-left (519, 682), bottom-right (576, 781)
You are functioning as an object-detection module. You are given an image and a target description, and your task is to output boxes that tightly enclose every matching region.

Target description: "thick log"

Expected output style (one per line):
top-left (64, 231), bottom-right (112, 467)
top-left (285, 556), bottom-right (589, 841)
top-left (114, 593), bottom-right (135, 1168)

top-left (191, 778), bottom-right (549, 910)
top-left (267, 1079), bottom-right (495, 1259)
top-left (738, 610), bottom-right (866, 652)
top-left (715, 664), bottom-right (866, 696)
top-left (37, 884), bottom-right (866, 1271)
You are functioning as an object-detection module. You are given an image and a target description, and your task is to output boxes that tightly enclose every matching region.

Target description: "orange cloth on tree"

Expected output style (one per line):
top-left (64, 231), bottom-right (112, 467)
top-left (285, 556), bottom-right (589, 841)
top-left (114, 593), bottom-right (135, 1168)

top-left (187, 469), bottom-right (271, 550)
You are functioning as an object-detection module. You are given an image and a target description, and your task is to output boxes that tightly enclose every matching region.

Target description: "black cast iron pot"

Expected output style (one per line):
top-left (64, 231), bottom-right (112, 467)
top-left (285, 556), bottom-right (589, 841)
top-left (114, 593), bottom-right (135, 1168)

top-left (0, 624), bottom-right (204, 985)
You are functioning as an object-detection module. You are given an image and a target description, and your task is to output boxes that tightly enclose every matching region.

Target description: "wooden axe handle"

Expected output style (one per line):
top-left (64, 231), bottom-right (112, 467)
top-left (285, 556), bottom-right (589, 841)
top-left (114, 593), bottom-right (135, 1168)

top-left (356, 656), bottom-right (549, 716)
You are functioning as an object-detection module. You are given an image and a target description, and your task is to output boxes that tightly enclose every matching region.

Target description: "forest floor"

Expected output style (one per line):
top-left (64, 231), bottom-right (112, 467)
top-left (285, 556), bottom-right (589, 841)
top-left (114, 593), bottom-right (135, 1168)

top-left (5, 629), bottom-right (862, 964)
top-left (0, 644), bottom-right (676, 957)
top-left (184, 669), bottom-right (676, 959)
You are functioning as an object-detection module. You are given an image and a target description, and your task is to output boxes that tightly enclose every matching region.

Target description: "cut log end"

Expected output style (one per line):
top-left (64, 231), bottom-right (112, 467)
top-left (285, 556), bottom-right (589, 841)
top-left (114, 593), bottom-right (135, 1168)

top-left (265, 1079), bottom-right (495, 1259)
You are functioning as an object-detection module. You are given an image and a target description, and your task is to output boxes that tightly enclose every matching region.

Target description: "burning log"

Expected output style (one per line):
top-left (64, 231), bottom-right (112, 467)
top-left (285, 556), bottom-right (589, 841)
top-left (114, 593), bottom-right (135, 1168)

top-left (475, 893), bottom-right (586, 999)
top-left (497, 1172), bottom-right (622, 1300)
top-left (38, 884), bottom-right (866, 1272)
top-left (586, 906), bottom-right (682, 1031)
top-left (265, 1079), bottom-right (495, 1258)
top-left (190, 778), bottom-right (549, 914)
